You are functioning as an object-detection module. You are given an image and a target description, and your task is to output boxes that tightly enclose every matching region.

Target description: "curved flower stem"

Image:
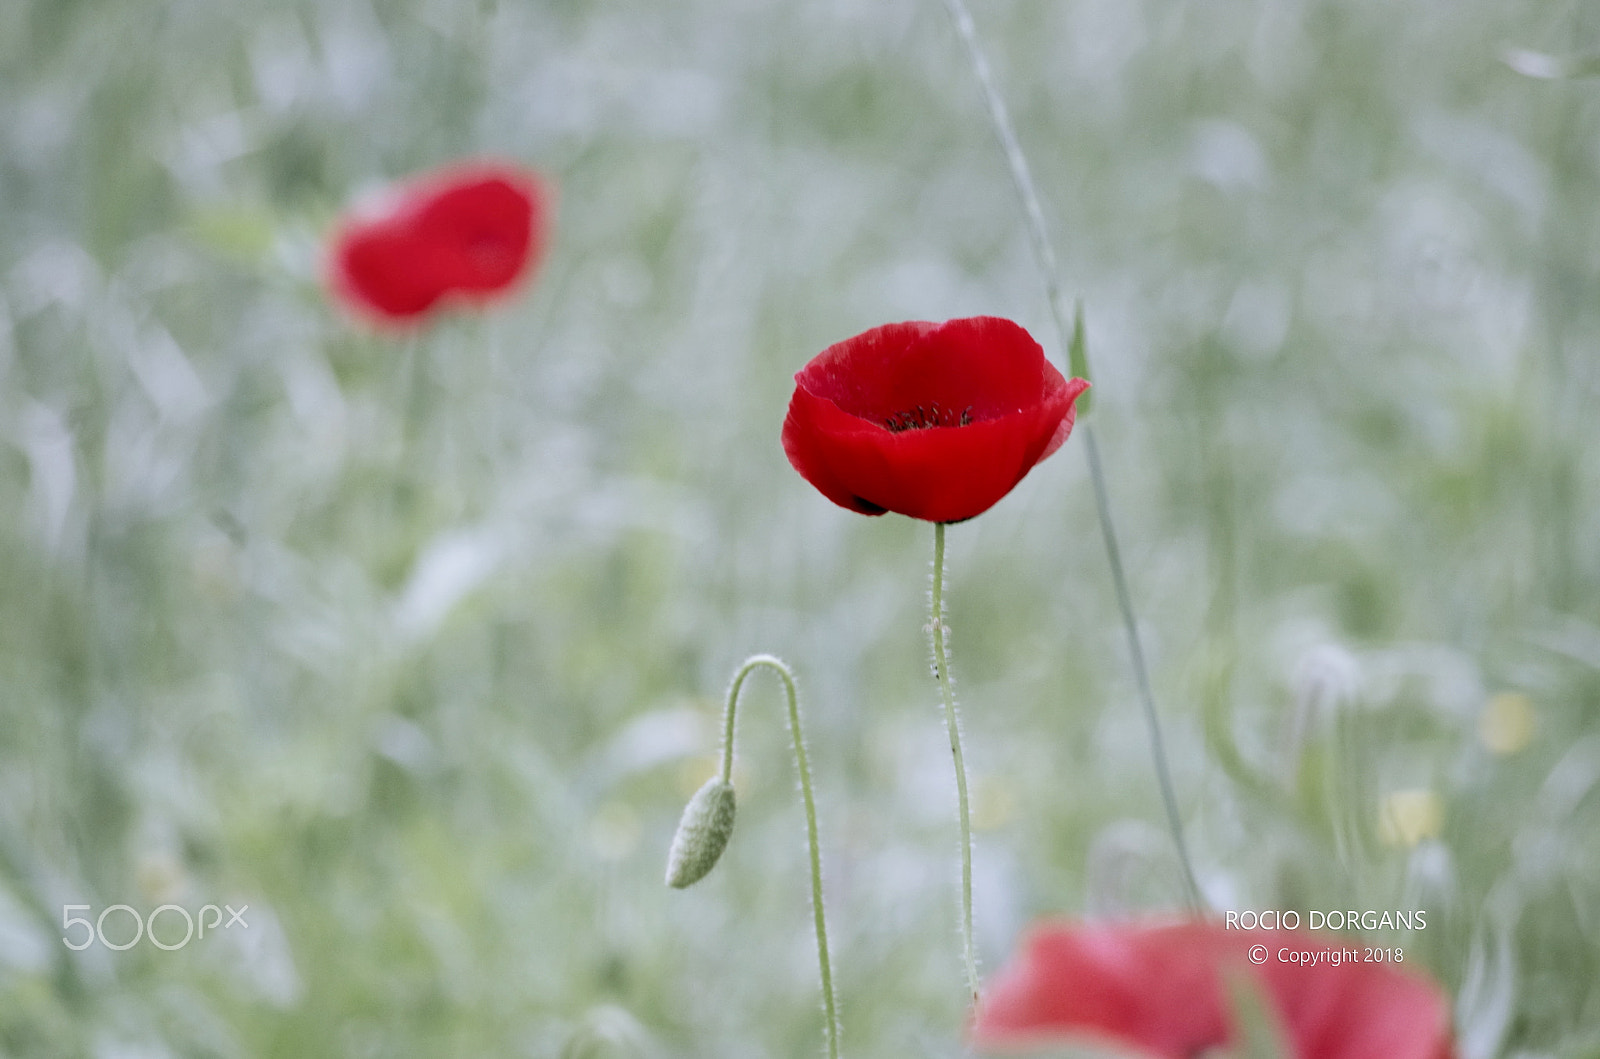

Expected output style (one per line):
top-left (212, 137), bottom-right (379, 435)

top-left (930, 522), bottom-right (979, 1006)
top-left (939, 0), bottom-right (1202, 913)
top-left (720, 655), bottom-right (840, 1059)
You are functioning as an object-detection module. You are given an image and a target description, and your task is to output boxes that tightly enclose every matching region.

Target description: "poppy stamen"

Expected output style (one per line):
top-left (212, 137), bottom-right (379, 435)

top-left (883, 402), bottom-right (975, 433)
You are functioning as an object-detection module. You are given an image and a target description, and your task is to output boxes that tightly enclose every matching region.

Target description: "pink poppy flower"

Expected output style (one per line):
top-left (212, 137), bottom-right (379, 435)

top-left (972, 920), bottom-right (1456, 1059)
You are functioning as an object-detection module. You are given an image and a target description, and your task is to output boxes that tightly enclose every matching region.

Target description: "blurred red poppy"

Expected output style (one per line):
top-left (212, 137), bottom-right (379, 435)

top-left (328, 161), bottom-right (550, 326)
top-left (781, 316), bottom-right (1088, 523)
top-left (971, 920), bottom-right (1457, 1059)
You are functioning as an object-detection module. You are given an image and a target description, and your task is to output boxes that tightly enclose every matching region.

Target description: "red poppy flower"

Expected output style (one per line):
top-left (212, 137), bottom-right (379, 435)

top-left (327, 161), bottom-right (550, 326)
top-left (781, 317), bottom-right (1088, 523)
top-left (971, 920), bottom-right (1457, 1059)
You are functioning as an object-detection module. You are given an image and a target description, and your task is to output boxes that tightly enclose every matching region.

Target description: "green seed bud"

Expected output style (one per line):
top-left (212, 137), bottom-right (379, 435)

top-left (665, 778), bottom-right (737, 888)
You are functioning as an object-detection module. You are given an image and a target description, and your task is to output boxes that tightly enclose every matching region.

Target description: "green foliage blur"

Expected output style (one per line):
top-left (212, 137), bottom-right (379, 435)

top-left (3, 0), bottom-right (1599, 1055)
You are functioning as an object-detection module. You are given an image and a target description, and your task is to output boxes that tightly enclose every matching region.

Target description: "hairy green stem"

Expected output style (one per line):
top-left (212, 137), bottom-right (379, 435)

top-left (930, 523), bottom-right (979, 1005)
top-left (940, 0), bottom-right (1202, 912)
top-left (720, 655), bottom-right (840, 1059)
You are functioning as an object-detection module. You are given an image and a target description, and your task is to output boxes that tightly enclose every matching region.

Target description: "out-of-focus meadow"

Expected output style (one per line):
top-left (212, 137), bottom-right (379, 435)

top-left (3, 0), bottom-right (1599, 1054)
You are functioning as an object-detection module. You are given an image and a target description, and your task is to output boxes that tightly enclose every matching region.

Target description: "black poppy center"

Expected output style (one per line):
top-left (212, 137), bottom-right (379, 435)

top-left (882, 402), bottom-right (974, 433)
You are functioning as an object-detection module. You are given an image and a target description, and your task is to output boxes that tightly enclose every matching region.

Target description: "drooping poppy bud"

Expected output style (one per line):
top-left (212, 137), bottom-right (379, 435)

top-left (664, 778), bottom-right (737, 889)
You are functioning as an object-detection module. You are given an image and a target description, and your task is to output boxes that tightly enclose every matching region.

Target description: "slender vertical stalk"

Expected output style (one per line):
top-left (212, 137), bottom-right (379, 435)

top-left (939, 0), bottom-right (1202, 912)
top-left (720, 655), bottom-right (840, 1059)
top-left (930, 522), bottom-right (979, 1005)
top-left (938, 0), bottom-right (1087, 402)
top-left (1082, 430), bottom-right (1202, 908)
top-left (399, 330), bottom-right (428, 446)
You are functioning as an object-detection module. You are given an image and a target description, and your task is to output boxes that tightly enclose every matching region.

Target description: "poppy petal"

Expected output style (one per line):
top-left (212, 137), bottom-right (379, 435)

top-left (880, 316), bottom-right (1053, 422)
top-left (782, 386), bottom-right (898, 516)
top-left (795, 320), bottom-right (940, 415)
top-left (329, 220), bottom-right (451, 320)
top-left (413, 169), bottom-right (542, 294)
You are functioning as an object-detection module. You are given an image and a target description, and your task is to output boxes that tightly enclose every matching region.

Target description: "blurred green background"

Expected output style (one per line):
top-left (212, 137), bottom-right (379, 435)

top-left (3, 0), bottom-right (1599, 1054)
